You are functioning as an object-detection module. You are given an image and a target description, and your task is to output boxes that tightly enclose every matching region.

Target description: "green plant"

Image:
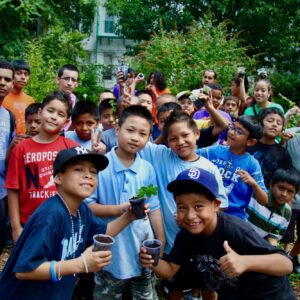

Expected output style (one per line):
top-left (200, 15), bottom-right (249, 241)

top-left (136, 184), bottom-right (158, 199)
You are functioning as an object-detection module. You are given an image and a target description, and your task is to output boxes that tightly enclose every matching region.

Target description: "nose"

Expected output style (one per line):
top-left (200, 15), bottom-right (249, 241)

top-left (281, 189), bottom-right (287, 197)
top-left (186, 208), bottom-right (196, 220)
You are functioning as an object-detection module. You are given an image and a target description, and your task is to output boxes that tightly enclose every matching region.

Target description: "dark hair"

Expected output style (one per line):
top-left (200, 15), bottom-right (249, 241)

top-left (147, 70), bottom-right (167, 91)
top-left (223, 96), bottom-right (239, 105)
top-left (258, 107), bottom-right (284, 126)
top-left (207, 83), bottom-right (223, 95)
top-left (272, 168), bottom-right (300, 193)
top-left (58, 64), bottom-right (80, 79)
top-left (71, 100), bottom-right (99, 122)
top-left (0, 60), bottom-right (15, 77)
top-left (41, 91), bottom-right (72, 118)
top-left (11, 60), bottom-right (30, 74)
top-left (25, 103), bottom-right (42, 119)
top-left (232, 76), bottom-right (249, 93)
top-left (163, 110), bottom-right (198, 140)
top-left (236, 115), bottom-right (263, 140)
top-left (173, 184), bottom-right (216, 201)
top-left (157, 102), bottom-right (182, 119)
top-left (137, 90), bottom-right (154, 101)
top-left (118, 105), bottom-right (153, 132)
top-left (204, 69), bottom-right (217, 80)
top-left (99, 98), bottom-right (117, 115)
top-left (128, 68), bottom-right (135, 76)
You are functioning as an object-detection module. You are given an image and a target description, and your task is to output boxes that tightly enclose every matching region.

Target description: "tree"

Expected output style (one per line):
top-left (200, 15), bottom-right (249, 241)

top-left (105, 0), bottom-right (299, 72)
top-left (132, 19), bottom-right (256, 94)
top-left (0, 0), bottom-right (97, 59)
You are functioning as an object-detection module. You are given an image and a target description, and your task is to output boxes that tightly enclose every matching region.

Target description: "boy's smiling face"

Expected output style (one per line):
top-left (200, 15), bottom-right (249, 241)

top-left (55, 160), bottom-right (98, 201)
top-left (227, 121), bottom-right (251, 150)
top-left (176, 193), bottom-right (220, 235)
top-left (262, 113), bottom-right (283, 139)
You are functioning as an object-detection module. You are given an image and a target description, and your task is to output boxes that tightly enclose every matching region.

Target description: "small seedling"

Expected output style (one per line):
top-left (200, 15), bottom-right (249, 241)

top-left (135, 184), bottom-right (158, 199)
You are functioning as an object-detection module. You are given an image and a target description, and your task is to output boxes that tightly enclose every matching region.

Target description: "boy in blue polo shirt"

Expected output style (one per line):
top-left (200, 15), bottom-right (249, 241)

top-left (85, 105), bottom-right (164, 300)
top-left (0, 147), bottom-right (141, 300)
top-left (199, 115), bottom-right (267, 220)
top-left (140, 167), bottom-right (296, 300)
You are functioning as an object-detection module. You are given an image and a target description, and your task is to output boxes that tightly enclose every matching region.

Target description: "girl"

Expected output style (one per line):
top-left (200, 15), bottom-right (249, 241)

top-left (146, 70), bottom-right (170, 98)
top-left (244, 79), bottom-right (284, 117)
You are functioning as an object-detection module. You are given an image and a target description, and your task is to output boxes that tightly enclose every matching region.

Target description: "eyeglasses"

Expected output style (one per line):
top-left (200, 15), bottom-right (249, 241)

top-left (228, 123), bottom-right (249, 136)
top-left (61, 76), bottom-right (78, 83)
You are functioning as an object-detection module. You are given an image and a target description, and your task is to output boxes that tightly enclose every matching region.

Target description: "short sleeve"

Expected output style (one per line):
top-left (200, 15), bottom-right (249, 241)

top-left (13, 224), bottom-right (57, 273)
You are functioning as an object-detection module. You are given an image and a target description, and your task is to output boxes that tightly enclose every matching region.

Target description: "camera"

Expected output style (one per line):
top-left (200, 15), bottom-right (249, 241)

top-left (257, 68), bottom-right (267, 79)
top-left (136, 73), bottom-right (144, 80)
top-left (237, 67), bottom-right (245, 78)
top-left (118, 65), bottom-right (128, 81)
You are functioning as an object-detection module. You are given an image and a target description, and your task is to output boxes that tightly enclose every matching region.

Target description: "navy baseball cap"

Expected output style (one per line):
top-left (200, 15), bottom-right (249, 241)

top-left (167, 167), bottom-right (219, 199)
top-left (53, 146), bottom-right (108, 176)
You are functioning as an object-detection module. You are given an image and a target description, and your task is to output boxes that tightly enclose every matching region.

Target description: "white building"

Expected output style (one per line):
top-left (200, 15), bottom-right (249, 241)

top-left (83, 0), bottom-right (133, 89)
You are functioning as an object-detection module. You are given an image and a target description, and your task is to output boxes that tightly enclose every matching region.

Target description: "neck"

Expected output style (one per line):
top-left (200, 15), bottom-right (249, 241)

top-left (33, 130), bottom-right (60, 143)
top-left (115, 147), bottom-right (136, 167)
top-left (182, 152), bottom-right (199, 162)
top-left (12, 86), bottom-right (22, 94)
top-left (259, 136), bottom-right (276, 145)
top-left (256, 100), bottom-right (269, 108)
top-left (229, 146), bottom-right (246, 156)
top-left (58, 191), bottom-right (81, 216)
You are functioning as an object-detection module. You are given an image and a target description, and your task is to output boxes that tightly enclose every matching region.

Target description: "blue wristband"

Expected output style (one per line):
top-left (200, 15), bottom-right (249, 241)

top-left (50, 261), bottom-right (59, 283)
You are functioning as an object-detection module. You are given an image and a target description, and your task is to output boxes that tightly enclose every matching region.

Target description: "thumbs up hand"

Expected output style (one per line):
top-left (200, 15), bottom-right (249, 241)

top-left (219, 241), bottom-right (247, 277)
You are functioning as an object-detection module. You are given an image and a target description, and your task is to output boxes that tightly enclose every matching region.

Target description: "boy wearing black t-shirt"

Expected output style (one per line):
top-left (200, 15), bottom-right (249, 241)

top-left (0, 147), bottom-right (139, 300)
top-left (140, 167), bottom-right (296, 300)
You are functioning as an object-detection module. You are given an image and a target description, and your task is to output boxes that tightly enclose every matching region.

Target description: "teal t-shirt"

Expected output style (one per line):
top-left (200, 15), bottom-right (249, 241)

top-left (244, 102), bottom-right (284, 116)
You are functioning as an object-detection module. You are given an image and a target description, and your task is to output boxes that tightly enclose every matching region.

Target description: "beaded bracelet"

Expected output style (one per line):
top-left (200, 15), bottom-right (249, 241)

top-left (50, 261), bottom-right (59, 283)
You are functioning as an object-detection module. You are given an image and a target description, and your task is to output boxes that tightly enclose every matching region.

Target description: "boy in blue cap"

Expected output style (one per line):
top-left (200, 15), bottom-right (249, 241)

top-left (140, 167), bottom-right (296, 300)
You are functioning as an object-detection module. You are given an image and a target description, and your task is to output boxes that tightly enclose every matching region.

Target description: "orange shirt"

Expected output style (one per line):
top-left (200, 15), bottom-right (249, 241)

top-left (3, 91), bottom-right (35, 134)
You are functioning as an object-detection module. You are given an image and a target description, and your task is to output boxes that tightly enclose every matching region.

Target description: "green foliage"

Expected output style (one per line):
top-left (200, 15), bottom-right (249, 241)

top-left (136, 184), bottom-right (158, 199)
top-left (133, 19), bottom-right (256, 94)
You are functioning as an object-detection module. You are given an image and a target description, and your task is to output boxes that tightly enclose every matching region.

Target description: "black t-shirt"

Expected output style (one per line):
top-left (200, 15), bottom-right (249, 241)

top-left (165, 213), bottom-right (296, 300)
top-left (197, 126), bottom-right (218, 149)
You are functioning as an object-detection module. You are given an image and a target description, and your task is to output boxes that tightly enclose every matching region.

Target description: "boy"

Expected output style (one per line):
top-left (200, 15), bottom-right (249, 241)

top-left (57, 64), bottom-right (80, 131)
top-left (0, 60), bottom-right (15, 254)
top-left (247, 167), bottom-right (300, 246)
top-left (199, 115), bottom-right (267, 220)
top-left (99, 89), bottom-right (116, 104)
top-left (6, 91), bottom-right (78, 244)
top-left (65, 100), bottom-right (99, 149)
top-left (0, 147), bottom-right (141, 299)
top-left (3, 60), bottom-right (35, 135)
top-left (25, 103), bottom-right (41, 136)
top-left (140, 167), bottom-right (296, 300)
top-left (137, 90), bottom-right (153, 113)
top-left (176, 91), bottom-right (195, 116)
top-left (85, 105), bottom-right (165, 299)
top-left (247, 107), bottom-right (292, 188)
top-left (99, 98), bottom-right (117, 131)
top-left (222, 96), bottom-right (239, 118)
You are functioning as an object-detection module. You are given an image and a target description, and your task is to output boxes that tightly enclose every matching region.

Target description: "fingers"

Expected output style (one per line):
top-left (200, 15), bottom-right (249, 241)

top-left (140, 247), bottom-right (154, 267)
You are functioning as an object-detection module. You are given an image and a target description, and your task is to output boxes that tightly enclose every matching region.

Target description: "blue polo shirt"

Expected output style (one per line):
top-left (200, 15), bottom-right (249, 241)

top-left (65, 131), bottom-right (92, 149)
top-left (140, 142), bottom-right (228, 254)
top-left (85, 147), bottom-right (160, 279)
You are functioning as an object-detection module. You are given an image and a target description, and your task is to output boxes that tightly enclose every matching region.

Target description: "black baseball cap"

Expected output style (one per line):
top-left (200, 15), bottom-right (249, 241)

top-left (53, 146), bottom-right (108, 176)
top-left (167, 167), bottom-right (219, 199)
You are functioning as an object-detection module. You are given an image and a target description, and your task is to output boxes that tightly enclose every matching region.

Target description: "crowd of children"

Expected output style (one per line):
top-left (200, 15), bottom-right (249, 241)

top-left (0, 59), bottom-right (299, 300)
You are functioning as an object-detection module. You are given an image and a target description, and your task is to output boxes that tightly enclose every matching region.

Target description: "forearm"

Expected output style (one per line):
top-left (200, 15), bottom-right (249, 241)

top-left (207, 106), bottom-right (229, 136)
top-left (149, 209), bottom-right (166, 254)
top-left (89, 203), bottom-right (127, 218)
top-left (251, 182), bottom-right (268, 206)
top-left (106, 211), bottom-right (134, 237)
top-left (8, 189), bottom-right (22, 229)
top-left (151, 259), bottom-right (180, 279)
top-left (244, 253), bottom-right (292, 276)
top-left (16, 257), bottom-right (84, 280)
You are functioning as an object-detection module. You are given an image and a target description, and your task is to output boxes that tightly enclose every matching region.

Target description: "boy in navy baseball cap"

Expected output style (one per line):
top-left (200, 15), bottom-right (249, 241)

top-left (140, 167), bottom-right (296, 300)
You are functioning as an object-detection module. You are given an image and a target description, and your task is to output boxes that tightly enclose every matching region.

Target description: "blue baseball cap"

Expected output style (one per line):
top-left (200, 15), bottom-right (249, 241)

top-left (54, 146), bottom-right (108, 176)
top-left (167, 167), bottom-right (219, 199)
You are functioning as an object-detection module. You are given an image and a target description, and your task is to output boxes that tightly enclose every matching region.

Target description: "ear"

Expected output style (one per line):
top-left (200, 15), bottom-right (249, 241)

top-left (37, 107), bottom-right (42, 116)
top-left (56, 77), bottom-right (61, 85)
top-left (246, 138), bottom-right (257, 147)
top-left (214, 199), bottom-right (221, 211)
top-left (115, 124), bottom-right (120, 136)
top-left (54, 174), bottom-right (62, 185)
top-left (194, 128), bottom-right (200, 140)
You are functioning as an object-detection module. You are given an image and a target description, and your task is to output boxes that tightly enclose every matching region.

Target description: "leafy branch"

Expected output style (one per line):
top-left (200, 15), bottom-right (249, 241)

top-left (136, 184), bottom-right (158, 198)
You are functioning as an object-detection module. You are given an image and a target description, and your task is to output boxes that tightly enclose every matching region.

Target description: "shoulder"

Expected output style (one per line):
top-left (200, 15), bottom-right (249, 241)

top-left (59, 136), bottom-right (80, 147)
